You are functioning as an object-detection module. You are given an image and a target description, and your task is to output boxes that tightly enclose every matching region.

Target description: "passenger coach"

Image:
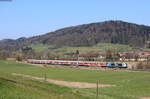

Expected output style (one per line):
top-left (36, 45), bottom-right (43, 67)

top-left (27, 59), bottom-right (128, 68)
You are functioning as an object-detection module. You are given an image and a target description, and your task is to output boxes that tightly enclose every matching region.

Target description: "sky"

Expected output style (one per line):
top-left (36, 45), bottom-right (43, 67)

top-left (0, 0), bottom-right (150, 40)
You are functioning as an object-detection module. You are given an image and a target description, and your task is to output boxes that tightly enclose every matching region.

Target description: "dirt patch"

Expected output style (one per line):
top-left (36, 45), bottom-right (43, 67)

top-left (12, 73), bottom-right (115, 88)
top-left (141, 97), bottom-right (150, 99)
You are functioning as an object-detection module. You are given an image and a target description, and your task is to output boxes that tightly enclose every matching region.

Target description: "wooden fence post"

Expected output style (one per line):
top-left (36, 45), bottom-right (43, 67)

top-left (96, 80), bottom-right (99, 99)
top-left (44, 73), bottom-right (47, 82)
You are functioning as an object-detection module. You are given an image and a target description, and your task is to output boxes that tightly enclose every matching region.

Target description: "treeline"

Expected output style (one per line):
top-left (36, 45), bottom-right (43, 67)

top-left (26, 20), bottom-right (150, 48)
top-left (0, 47), bottom-right (65, 61)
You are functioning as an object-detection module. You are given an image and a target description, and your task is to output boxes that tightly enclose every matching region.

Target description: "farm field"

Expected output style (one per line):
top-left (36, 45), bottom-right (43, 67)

top-left (0, 60), bottom-right (150, 99)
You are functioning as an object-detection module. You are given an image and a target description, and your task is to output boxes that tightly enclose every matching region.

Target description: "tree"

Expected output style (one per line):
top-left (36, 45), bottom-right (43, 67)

top-left (76, 50), bottom-right (79, 55)
top-left (0, 51), bottom-right (7, 60)
top-left (105, 50), bottom-right (113, 61)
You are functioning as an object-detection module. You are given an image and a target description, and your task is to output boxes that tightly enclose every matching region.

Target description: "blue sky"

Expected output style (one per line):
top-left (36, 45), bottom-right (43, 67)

top-left (0, 0), bottom-right (150, 40)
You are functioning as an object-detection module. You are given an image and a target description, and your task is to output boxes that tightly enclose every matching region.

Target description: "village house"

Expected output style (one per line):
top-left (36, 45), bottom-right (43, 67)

top-left (118, 51), bottom-right (150, 61)
top-left (138, 51), bottom-right (150, 61)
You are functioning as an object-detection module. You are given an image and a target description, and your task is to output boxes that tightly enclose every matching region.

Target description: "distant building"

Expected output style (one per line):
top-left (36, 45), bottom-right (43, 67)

top-left (138, 51), bottom-right (150, 61)
top-left (118, 51), bottom-right (150, 61)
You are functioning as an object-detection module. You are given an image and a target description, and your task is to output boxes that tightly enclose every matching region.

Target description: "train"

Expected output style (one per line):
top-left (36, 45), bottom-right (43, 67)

top-left (27, 59), bottom-right (128, 68)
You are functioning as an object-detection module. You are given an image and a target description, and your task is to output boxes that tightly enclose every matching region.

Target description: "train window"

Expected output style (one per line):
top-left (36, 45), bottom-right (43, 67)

top-left (118, 63), bottom-right (122, 66)
top-left (112, 63), bottom-right (115, 66)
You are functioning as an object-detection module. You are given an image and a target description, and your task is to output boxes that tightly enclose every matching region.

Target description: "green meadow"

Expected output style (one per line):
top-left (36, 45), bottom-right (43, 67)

top-left (29, 43), bottom-right (134, 53)
top-left (0, 60), bottom-right (150, 99)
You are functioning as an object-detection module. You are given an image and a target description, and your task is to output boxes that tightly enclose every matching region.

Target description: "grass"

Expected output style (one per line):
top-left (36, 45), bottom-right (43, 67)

top-left (29, 44), bottom-right (53, 52)
top-left (0, 76), bottom-right (89, 99)
top-left (58, 43), bottom-right (133, 53)
top-left (29, 43), bottom-right (134, 53)
top-left (0, 60), bottom-right (150, 99)
top-left (0, 65), bottom-right (90, 99)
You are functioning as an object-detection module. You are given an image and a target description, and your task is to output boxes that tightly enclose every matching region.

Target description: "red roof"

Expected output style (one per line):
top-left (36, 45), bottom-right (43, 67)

top-left (139, 52), bottom-right (150, 57)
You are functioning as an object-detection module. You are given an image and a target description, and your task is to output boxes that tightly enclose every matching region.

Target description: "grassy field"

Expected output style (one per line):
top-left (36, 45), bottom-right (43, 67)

top-left (0, 74), bottom-right (88, 99)
top-left (0, 60), bottom-right (150, 99)
top-left (29, 43), bottom-right (135, 53)
top-left (29, 44), bottom-right (54, 52)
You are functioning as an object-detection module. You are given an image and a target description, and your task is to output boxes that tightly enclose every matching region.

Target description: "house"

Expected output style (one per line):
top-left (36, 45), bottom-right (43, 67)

top-left (138, 51), bottom-right (150, 61)
top-left (118, 51), bottom-right (150, 61)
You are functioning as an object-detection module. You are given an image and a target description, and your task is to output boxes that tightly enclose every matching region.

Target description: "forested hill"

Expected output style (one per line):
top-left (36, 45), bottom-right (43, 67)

top-left (1, 20), bottom-right (150, 51)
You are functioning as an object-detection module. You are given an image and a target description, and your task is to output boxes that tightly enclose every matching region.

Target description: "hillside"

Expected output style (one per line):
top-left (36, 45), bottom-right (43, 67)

top-left (1, 20), bottom-right (150, 51)
top-left (29, 43), bottom-right (134, 54)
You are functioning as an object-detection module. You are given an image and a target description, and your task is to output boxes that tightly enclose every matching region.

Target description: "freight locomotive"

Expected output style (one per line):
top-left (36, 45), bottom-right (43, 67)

top-left (27, 59), bottom-right (128, 68)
